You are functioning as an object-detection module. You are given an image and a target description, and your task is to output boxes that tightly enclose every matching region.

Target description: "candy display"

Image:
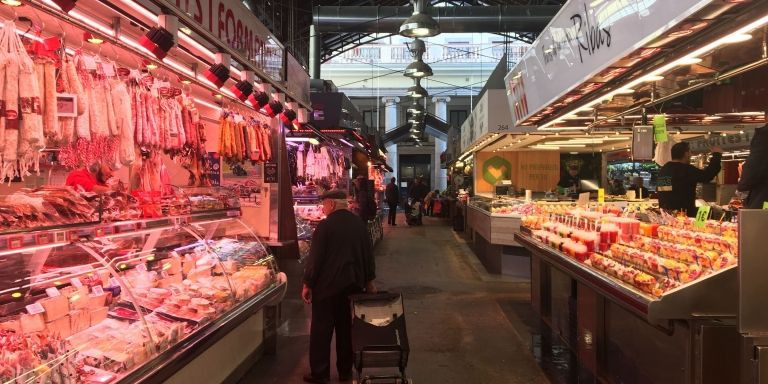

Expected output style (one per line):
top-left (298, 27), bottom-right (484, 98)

top-left (524, 207), bottom-right (739, 298)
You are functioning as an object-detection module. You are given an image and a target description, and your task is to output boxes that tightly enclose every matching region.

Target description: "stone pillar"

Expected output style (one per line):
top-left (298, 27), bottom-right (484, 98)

top-left (383, 96), bottom-right (400, 181)
top-left (433, 96), bottom-right (450, 191)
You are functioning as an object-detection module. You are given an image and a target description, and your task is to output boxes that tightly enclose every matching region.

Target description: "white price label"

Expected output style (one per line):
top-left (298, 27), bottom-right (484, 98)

top-left (26, 303), bottom-right (45, 315)
top-left (82, 55), bottom-right (98, 70)
top-left (45, 287), bottom-right (60, 297)
top-left (136, 263), bottom-right (148, 273)
top-left (70, 278), bottom-right (83, 288)
top-left (91, 285), bottom-right (104, 296)
top-left (101, 62), bottom-right (116, 77)
top-left (109, 277), bottom-right (120, 287)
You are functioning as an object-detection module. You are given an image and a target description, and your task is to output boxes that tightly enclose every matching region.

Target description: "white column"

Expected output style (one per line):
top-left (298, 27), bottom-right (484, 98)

top-left (433, 96), bottom-right (450, 191)
top-left (383, 96), bottom-right (400, 181)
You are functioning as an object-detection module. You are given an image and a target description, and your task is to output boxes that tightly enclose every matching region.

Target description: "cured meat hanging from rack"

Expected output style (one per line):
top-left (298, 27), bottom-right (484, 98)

top-left (57, 60), bottom-right (75, 144)
top-left (111, 80), bottom-right (135, 166)
top-left (2, 23), bottom-right (21, 181)
top-left (66, 59), bottom-right (90, 140)
top-left (42, 61), bottom-right (59, 143)
top-left (260, 123), bottom-right (272, 161)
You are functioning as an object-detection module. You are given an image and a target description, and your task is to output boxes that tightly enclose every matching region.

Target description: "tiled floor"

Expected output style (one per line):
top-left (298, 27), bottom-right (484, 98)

top-left (238, 214), bottom-right (554, 384)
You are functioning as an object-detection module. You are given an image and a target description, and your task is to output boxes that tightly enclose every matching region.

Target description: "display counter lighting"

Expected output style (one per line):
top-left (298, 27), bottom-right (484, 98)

top-left (84, 31), bottom-right (103, 44)
top-left (615, 88), bottom-right (634, 94)
top-left (179, 26), bottom-right (192, 35)
top-left (720, 33), bottom-right (753, 44)
top-left (675, 57), bottom-right (702, 65)
top-left (704, 115), bottom-right (723, 120)
top-left (193, 97), bottom-right (223, 110)
top-left (641, 75), bottom-right (664, 82)
top-left (2, 0), bottom-right (22, 6)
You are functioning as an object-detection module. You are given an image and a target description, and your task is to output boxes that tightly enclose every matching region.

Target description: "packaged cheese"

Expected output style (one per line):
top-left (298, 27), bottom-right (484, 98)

top-left (46, 314), bottom-right (71, 338)
top-left (40, 296), bottom-right (69, 321)
top-left (20, 313), bottom-right (45, 334)
top-left (89, 306), bottom-right (108, 326)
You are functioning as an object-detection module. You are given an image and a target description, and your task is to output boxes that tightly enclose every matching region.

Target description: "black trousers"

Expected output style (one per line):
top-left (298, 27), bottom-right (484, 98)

top-left (310, 288), bottom-right (355, 379)
top-left (387, 202), bottom-right (398, 225)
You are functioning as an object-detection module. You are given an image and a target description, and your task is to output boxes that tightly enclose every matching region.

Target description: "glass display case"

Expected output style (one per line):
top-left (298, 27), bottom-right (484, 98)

top-left (0, 206), bottom-right (284, 384)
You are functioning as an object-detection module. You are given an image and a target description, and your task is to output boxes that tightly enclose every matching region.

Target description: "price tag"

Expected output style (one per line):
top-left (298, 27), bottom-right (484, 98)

top-left (82, 55), bottom-right (98, 70)
top-left (578, 192), bottom-right (590, 207)
top-left (45, 287), bottom-right (61, 297)
top-left (695, 206), bottom-right (711, 228)
top-left (653, 115), bottom-right (668, 143)
top-left (598, 188), bottom-right (605, 204)
top-left (70, 278), bottom-right (83, 288)
top-left (91, 285), bottom-right (104, 296)
top-left (763, 201), bottom-right (768, 210)
top-left (109, 277), bottom-right (120, 287)
top-left (101, 62), bottom-right (116, 77)
top-left (136, 263), bottom-right (148, 273)
top-left (26, 303), bottom-right (45, 315)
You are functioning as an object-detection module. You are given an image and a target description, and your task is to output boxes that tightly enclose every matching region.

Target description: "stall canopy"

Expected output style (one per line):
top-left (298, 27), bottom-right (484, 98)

top-left (497, 0), bottom-right (768, 155)
top-left (382, 114), bottom-right (450, 145)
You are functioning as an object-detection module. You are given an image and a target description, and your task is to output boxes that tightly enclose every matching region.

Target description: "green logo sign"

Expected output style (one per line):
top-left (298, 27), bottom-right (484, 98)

top-left (482, 156), bottom-right (511, 185)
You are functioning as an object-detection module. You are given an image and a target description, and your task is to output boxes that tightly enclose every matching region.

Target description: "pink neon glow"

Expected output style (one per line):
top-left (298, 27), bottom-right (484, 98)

top-left (164, 57), bottom-right (194, 77)
top-left (179, 33), bottom-right (215, 61)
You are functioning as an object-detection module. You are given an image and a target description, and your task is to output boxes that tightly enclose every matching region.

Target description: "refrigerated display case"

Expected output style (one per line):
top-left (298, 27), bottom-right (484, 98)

top-left (0, 207), bottom-right (286, 384)
top-left (515, 210), bottom-right (742, 384)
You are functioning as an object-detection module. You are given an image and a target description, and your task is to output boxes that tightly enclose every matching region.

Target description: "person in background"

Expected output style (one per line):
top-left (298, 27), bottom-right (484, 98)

top-left (658, 142), bottom-right (722, 217)
top-left (738, 124), bottom-right (768, 209)
top-left (424, 189), bottom-right (439, 216)
top-left (353, 176), bottom-right (377, 221)
top-left (610, 179), bottom-right (626, 196)
top-left (557, 166), bottom-right (580, 192)
top-left (65, 162), bottom-right (114, 193)
top-left (302, 190), bottom-right (377, 384)
top-left (384, 177), bottom-right (400, 226)
top-left (408, 177), bottom-right (430, 215)
top-left (630, 176), bottom-right (650, 199)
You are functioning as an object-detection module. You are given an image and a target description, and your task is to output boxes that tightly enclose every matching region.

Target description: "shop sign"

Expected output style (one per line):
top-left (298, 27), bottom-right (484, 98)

top-left (505, 0), bottom-right (712, 128)
top-left (688, 127), bottom-right (755, 154)
top-left (264, 162), bottom-right (278, 183)
top-left (286, 53), bottom-right (310, 105)
top-left (159, 0), bottom-right (285, 80)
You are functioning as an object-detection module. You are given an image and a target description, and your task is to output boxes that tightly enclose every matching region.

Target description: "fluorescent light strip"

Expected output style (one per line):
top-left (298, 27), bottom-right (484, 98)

top-left (115, 0), bottom-right (158, 22)
top-left (179, 33), bottom-right (216, 60)
top-left (193, 97), bottom-right (222, 110)
top-left (119, 34), bottom-right (154, 56)
top-left (164, 57), bottom-right (195, 77)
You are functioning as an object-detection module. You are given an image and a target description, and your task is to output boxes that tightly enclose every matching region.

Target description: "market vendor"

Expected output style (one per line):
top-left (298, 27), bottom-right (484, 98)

top-left (657, 142), bottom-right (722, 217)
top-left (65, 162), bottom-right (114, 193)
top-left (629, 176), bottom-right (650, 199)
top-left (557, 166), bottom-right (580, 192)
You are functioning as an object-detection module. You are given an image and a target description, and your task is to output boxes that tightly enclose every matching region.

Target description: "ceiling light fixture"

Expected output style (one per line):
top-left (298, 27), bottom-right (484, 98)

top-left (84, 31), bottom-right (103, 44)
top-left (204, 53), bottom-right (231, 88)
top-left (1, 0), bottom-right (22, 6)
top-left (406, 78), bottom-right (428, 98)
top-left (404, 38), bottom-right (433, 78)
top-left (720, 33), bottom-right (752, 44)
top-left (641, 74), bottom-right (664, 82)
top-left (675, 57), bottom-right (702, 65)
top-left (399, 0), bottom-right (440, 38)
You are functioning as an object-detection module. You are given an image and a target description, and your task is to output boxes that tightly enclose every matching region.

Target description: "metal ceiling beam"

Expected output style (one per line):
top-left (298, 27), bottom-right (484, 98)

top-left (313, 5), bottom-right (560, 34)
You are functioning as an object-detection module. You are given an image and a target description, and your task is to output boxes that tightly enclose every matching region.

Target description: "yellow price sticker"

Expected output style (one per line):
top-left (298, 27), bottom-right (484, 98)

top-left (598, 188), bottom-right (605, 204)
top-left (695, 206), bottom-right (711, 228)
top-left (763, 201), bottom-right (768, 210)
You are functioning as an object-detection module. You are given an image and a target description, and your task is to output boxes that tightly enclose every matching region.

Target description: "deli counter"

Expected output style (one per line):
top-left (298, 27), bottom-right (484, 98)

top-left (0, 188), bottom-right (287, 384)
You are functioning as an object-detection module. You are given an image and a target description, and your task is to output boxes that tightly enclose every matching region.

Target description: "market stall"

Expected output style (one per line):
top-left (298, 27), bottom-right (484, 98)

top-left (0, 0), bottom-right (312, 381)
top-left (500, 0), bottom-right (768, 382)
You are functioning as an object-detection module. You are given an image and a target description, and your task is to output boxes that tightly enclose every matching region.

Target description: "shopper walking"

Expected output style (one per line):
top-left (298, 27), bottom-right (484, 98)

top-left (385, 177), bottom-right (400, 226)
top-left (657, 142), bottom-right (722, 217)
top-left (302, 190), bottom-right (377, 384)
top-left (408, 178), bottom-right (429, 215)
top-left (738, 125), bottom-right (768, 209)
top-left (424, 189), bottom-right (439, 216)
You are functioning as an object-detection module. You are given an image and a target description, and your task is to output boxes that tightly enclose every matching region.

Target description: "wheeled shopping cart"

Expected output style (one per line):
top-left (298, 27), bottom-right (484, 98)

top-left (403, 201), bottom-right (422, 226)
top-left (350, 292), bottom-right (411, 384)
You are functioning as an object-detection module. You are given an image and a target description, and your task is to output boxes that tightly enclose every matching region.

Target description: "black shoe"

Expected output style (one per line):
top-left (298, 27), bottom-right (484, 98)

top-left (392, 223), bottom-right (397, 226)
top-left (339, 372), bottom-right (353, 382)
top-left (303, 374), bottom-right (329, 384)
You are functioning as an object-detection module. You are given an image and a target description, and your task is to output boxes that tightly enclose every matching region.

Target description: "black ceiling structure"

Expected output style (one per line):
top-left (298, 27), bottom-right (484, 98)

top-left (383, 114), bottom-right (452, 145)
top-left (245, 0), bottom-right (566, 71)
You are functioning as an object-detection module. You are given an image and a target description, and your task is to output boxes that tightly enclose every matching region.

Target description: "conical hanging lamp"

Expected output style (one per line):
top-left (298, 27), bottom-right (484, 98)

top-left (400, 0), bottom-right (440, 38)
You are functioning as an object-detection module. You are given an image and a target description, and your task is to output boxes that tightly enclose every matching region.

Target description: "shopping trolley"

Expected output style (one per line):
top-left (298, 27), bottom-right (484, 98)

top-left (350, 292), bottom-right (411, 384)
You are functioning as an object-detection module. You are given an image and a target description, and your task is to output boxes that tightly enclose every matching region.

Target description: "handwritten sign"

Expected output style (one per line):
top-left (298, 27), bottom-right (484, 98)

top-left (695, 206), bottom-right (711, 228)
top-left (26, 303), bottom-right (45, 315)
top-left (578, 192), bottom-right (590, 207)
top-left (653, 115), bottom-right (668, 143)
